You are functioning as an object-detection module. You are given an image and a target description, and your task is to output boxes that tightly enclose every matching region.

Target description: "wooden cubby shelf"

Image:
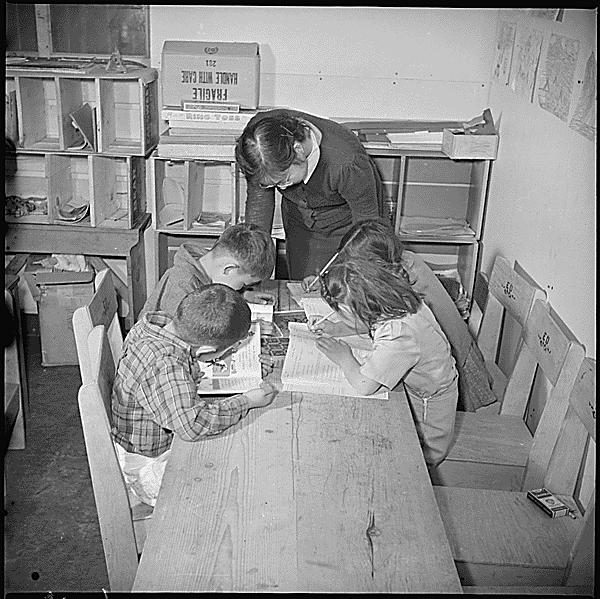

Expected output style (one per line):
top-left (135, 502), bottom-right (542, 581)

top-left (6, 64), bottom-right (159, 156)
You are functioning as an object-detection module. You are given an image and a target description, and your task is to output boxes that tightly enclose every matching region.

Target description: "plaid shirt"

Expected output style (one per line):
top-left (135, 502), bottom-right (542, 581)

top-left (111, 312), bottom-right (250, 457)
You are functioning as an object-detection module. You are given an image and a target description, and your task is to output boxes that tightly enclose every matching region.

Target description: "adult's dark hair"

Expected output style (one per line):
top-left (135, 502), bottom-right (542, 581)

top-left (235, 113), bottom-right (309, 187)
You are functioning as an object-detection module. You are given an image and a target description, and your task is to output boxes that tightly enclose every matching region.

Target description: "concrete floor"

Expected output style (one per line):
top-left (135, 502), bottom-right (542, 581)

top-left (4, 326), bottom-right (109, 594)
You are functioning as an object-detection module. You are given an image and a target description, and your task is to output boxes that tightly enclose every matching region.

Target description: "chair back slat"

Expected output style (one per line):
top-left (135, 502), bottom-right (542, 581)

top-left (88, 325), bottom-right (116, 419)
top-left (569, 359), bottom-right (596, 443)
top-left (476, 256), bottom-right (547, 396)
top-left (519, 305), bottom-right (586, 491)
top-left (77, 322), bottom-right (141, 591)
top-left (544, 359), bottom-right (596, 510)
top-left (523, 301), bottom-right (573, 387)
top-left (72, 269), bottom-right (123, 385)
top-left (488, 255), bottom-right (546, 327)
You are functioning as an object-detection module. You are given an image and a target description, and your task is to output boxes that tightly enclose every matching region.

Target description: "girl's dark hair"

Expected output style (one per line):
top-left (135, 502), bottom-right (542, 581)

top-left (235, 113), bottom-right (309, 187)
top-left (338, 218), bottom-right (413, 284)
top-left (320, 257), bottom-right (422, 335)
top-left (174, 284), bottom-right (251, 350)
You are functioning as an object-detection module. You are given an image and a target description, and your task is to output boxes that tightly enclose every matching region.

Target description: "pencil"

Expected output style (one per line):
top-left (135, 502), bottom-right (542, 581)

top-left (306, 251), bottom-right (340, 291)
top-left (305, 226), bottom-right (363, 292)
top-left (312, 312), bottom-right (333, 327)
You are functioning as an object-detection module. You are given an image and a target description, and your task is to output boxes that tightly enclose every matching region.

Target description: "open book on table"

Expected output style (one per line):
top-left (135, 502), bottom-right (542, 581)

top-left (196, 321), bottom-right (262, 395)
top-left (281, 323), bottom-right (389, 400)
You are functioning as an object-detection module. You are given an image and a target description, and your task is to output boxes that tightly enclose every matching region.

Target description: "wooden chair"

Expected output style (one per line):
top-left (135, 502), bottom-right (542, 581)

top-left (434, 357), bottom-right (596, 590)
top-left (72, 268), bottom-right (123, 385)
top-left (472, 256), bottom-right (548, 409)
top-left (431, 299), bottom-right (586, 491)
top-left (78, 324), bottom-right (152, 591)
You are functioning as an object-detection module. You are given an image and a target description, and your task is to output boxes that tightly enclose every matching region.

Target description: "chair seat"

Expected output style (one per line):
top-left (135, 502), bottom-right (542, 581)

top-left (429, 413), bottom-right (533, 490)
top-left (434, 486), bottom-right (580, 586)
top-left (448, 412), bottom-right (532, 466)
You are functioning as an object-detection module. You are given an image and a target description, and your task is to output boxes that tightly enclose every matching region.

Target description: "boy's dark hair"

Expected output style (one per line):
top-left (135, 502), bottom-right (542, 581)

top-left (235, 112), bottom-right (308, 187)
top-left (212, 222), bottom-right (275, 282)
top-left (173, 284), bottom-right (251, 350)
top-left (321, 257), bottom-right (422, 335)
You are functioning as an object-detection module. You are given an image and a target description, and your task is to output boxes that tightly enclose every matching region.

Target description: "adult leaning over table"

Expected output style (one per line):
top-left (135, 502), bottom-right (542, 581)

top-left (235, 108), bottom-right (383, 280)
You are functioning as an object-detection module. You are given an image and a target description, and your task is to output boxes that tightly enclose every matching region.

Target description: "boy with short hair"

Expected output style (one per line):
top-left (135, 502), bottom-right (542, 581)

top-left (141, 222), bottom-right (277, 318)
top-left (112, 284), bottom-right (278, 506)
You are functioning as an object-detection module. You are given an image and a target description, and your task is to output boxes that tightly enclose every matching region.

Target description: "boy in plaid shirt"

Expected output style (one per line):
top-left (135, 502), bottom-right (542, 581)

top-left (112, 284), bottom-right (278, 506)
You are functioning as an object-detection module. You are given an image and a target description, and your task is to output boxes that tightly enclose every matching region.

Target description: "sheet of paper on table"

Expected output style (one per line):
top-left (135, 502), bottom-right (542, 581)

top-left (196, 321), bottom-right (262, 394)
top-left (286, 281), bottom-right (320, 306)
top-left (249, 302), bottom-right (274, 322)
top-left (299, 297), bottom-right (342, 323)
top-left (281, 322), bottom-right (389, 400)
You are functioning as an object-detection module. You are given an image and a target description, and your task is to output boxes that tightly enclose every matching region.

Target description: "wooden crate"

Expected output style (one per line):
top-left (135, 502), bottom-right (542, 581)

top-left (5, 153), bottom-right (52, 224)
top-left (7, 66), bottom-right (159, 156)
top-left (150, 156), bottom-right (239, 233)
top-left (89, 155), bottom-right (146, 229)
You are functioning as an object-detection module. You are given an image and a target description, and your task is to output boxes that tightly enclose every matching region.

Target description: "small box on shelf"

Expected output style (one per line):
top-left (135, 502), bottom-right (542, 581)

top-left (442, 128), bottom-right (499, 160)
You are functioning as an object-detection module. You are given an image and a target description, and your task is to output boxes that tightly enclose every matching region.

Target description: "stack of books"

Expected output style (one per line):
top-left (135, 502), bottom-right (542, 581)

top-left (157, 103), bottom-right (270, 159)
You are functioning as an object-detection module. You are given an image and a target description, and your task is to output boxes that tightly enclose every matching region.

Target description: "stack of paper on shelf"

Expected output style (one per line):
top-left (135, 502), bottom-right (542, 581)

top-left (398, 216), bottom-right (475, 238)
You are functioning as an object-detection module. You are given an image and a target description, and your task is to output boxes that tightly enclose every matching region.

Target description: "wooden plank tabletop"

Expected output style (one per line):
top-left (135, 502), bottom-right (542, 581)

top-left (132, 281), bottom-right (462, 593)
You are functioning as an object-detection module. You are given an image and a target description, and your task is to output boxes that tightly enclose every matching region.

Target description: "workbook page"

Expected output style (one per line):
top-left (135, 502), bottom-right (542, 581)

top-left (281, 323), bottom-right (388, 400)
top-left (196, 322), bottom-right (262, 394)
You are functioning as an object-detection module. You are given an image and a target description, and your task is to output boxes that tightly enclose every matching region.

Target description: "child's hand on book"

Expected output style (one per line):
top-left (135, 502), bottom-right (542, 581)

top-left (259, 352), bottom-right (276, 377)
top-left (315, 336), bottom-right (354, 368)
top-left (245, 381), bottom-right (278, 409)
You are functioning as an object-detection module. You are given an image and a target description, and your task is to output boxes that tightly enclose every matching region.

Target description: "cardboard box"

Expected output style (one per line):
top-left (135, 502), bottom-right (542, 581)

top-left (21, 256), bottom-right (95, 366)
top-left (442, 128), bottom-right (499, 160)
top-left (38, 274), bottom-right (95, 367)
top-left (161, 41), bottom-right (260, 109)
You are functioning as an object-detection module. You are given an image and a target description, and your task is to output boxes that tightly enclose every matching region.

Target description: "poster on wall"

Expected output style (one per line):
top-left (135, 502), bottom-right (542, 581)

top-left (492, 21), bottom-right (517, 86)
top-left (569, 52), bottom-right (596, 142)
top-left (537, 33), bottom-right (580, 122)
top-left (510, 27), bottom-right (544, 103)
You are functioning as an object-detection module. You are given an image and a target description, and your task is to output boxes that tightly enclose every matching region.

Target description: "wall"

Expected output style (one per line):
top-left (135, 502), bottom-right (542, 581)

top-left (483, 8), bottom-right (596, 357)
top-left (148, 6), bottom-right (496, 119)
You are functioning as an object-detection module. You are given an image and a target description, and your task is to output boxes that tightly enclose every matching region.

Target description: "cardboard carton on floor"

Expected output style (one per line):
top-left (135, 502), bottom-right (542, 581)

top-left (22, 256), bottom-right (95, 366)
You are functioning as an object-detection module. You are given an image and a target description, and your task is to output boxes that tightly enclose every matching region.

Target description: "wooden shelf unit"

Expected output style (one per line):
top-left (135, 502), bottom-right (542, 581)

top-left (5, 152), bottom-right (146, 229)
top-left (367, 145), bottom-right (492, 305)
top-left (6, 65), bottom-right (159, 156)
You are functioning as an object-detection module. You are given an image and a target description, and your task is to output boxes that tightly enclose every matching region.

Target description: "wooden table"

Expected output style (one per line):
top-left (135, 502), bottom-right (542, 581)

top-left (132, 281), bottom-right (462, 593)
top-left (4, 214), bottom-right (150, 330)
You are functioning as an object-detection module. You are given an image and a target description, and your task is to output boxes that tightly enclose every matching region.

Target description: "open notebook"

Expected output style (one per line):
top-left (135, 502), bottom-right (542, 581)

top-left (281, 323), bottom-right (389, 400)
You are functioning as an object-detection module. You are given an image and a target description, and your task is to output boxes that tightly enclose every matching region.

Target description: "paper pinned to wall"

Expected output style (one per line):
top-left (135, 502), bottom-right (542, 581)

top-left (569, 52), bottom-right (596, 142)
top-left (538, 33), bottom-right (580, 122)
top-left (510, 26), bottom-right (544, 103)
top-left (492, 21), bottom-right (517, 86)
